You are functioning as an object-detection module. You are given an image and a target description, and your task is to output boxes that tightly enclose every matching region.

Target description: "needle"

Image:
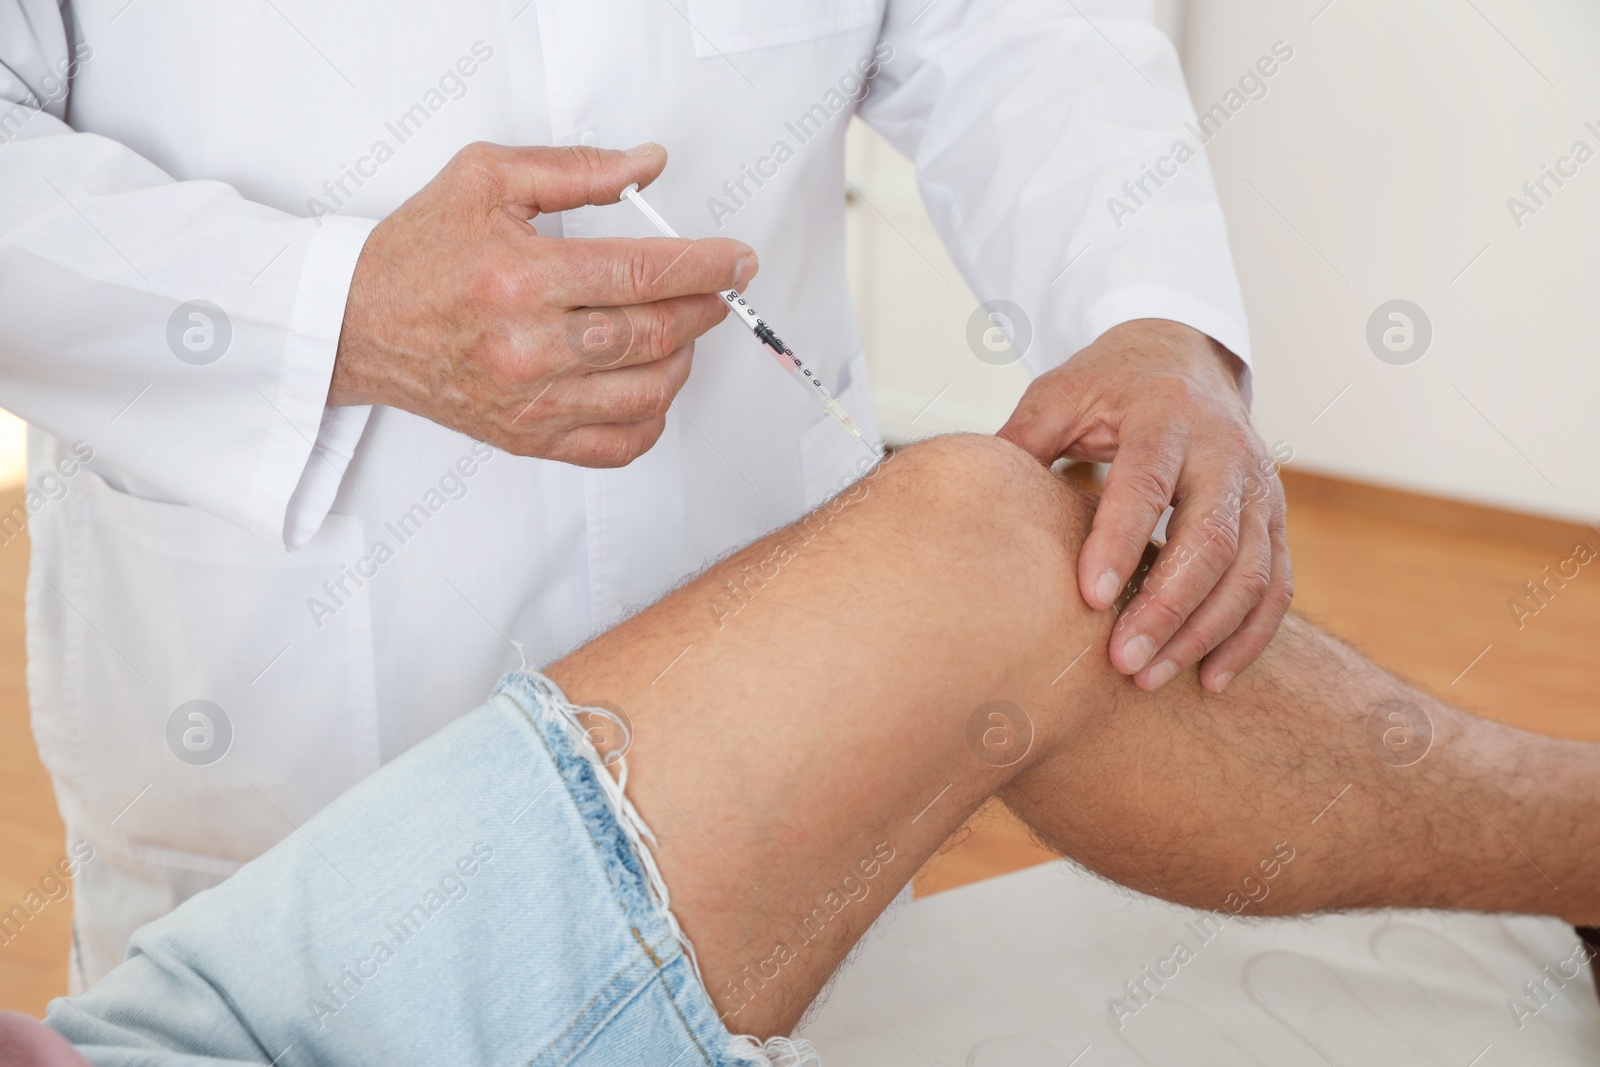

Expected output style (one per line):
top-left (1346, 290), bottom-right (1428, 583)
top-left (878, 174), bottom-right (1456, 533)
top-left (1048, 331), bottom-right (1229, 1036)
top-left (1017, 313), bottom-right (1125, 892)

top-left (620, 183), bottom-right (864, 439)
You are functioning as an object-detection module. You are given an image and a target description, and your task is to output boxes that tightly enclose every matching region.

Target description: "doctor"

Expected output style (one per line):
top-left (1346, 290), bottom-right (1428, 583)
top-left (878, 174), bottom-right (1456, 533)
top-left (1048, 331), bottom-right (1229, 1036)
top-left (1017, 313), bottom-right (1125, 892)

top-left (0, 0), bottom-right (1290, 988)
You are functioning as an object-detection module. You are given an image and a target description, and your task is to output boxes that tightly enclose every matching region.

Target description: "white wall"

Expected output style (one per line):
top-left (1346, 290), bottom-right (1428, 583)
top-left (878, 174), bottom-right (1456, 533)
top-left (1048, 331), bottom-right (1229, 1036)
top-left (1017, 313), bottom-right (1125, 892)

top-left (850, 0), bottom-right (1600, 521)
top-left (1184, 0), bottom-right (1600, 521)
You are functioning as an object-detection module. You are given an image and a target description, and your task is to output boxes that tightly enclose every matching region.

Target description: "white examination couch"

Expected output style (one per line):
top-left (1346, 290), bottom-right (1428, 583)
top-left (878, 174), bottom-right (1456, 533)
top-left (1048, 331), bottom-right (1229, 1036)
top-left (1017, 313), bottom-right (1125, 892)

top-left (801, 861), bottom-right (1600, 1065)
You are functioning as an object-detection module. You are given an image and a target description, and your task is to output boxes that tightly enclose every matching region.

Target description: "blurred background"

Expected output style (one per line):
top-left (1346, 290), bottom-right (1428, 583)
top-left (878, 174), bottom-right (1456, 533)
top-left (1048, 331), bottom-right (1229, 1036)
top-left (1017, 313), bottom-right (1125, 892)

top-left (4, 0), bottom-right (1600, 1020)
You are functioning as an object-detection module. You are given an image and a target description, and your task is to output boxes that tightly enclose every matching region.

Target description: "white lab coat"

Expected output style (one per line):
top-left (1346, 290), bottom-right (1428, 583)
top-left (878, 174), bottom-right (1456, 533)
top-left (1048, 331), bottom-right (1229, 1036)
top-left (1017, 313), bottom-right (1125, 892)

top-left (0, 0), bottom-right (1250, 986)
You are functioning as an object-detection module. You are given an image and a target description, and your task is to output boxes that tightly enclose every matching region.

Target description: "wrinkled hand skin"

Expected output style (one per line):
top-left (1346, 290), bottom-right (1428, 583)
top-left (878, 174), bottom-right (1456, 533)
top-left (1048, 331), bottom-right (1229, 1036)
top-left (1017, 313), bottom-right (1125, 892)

top-left (998, 318), bottom-right (1293, 694)
top-left (330, 141), bottom-right (758, 468)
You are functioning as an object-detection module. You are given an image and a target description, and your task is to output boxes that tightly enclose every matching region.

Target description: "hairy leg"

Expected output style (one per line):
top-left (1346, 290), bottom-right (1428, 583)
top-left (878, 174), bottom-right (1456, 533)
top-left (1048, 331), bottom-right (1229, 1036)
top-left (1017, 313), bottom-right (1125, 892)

top-left (1004, 608), bottom-right (1600, 924)
top-left (546, 434), bottom-right (1600, 1041)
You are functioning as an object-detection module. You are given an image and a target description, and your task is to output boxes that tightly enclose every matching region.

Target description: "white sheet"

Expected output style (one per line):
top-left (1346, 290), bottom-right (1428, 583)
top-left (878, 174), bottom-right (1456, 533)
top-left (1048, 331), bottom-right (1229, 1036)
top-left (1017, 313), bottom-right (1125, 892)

top-left (799, 860), bottom-right (1600, 1065)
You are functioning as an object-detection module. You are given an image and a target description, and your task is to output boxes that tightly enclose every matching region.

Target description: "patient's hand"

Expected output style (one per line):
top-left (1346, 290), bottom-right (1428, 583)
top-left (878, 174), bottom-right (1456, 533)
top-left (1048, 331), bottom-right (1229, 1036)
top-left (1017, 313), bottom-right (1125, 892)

top-left (998, 318), bottom-right (1292, 693)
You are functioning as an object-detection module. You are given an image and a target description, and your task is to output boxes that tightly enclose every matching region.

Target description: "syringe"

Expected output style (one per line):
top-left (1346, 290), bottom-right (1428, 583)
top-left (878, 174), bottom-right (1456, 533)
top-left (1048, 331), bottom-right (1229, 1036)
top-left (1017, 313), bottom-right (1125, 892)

top-left (620, 183), bottom-right (864, 439)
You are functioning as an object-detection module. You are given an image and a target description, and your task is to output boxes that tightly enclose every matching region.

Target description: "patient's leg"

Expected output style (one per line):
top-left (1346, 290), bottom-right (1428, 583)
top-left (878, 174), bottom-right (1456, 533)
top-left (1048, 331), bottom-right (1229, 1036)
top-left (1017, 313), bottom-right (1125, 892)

top-left (547, 434), bottom-right (1600, 1040)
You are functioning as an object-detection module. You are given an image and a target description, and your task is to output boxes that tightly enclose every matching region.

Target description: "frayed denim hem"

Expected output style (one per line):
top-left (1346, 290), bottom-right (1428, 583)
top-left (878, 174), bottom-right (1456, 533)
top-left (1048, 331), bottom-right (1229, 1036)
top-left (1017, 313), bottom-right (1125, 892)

top-left (495, 670), bottom-right (822, 1067)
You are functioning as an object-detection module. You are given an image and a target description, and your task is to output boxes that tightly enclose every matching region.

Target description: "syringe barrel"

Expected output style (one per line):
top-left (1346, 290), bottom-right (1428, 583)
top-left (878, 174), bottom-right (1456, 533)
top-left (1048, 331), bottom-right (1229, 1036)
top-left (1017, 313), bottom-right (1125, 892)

top-left (720, 290), bottom-right (764, 335)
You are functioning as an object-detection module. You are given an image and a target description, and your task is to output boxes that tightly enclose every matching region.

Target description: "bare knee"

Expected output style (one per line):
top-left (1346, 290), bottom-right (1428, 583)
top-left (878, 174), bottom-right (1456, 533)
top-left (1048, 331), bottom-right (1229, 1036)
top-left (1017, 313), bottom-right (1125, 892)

top-left (881, 434), bottom-right (1096, 559)
top-left (872, 434), bottom-right (1102, 639)
top-left (885, 432), bottom-right (1092, 517)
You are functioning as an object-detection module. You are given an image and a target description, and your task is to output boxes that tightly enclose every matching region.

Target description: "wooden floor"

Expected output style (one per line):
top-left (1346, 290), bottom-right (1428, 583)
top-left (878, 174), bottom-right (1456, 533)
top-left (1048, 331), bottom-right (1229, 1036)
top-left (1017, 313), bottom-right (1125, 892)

top-left (3, 472), bottom-right (1598, 1015)
top-left (0, 482), bottom-right (70, 1017)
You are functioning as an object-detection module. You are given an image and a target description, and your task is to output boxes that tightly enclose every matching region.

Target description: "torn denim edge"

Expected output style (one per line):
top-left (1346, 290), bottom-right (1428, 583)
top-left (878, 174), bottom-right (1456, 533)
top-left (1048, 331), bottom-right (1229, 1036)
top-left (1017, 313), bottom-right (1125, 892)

top-left (497, 670), bottom-right (823, 1067)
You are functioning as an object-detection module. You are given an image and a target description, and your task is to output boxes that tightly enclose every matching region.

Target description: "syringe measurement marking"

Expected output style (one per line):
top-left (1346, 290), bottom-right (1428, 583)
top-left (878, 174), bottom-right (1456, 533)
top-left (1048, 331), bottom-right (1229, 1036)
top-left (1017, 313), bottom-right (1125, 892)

top-left (726, 291), bottom-right (827, 391)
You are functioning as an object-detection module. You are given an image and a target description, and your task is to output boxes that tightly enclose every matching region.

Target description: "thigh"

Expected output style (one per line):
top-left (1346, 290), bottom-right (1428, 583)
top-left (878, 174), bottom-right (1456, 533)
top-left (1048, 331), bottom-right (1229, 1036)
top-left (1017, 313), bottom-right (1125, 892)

top-left (548, 435), bottom-right (1105, 1037)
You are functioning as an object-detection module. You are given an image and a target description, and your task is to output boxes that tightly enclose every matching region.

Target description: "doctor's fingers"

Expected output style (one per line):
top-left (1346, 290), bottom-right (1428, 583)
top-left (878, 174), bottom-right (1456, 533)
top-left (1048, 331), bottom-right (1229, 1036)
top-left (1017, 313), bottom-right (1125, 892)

top-left (557, 293), bottom-right (727, 371)
top-left (550, 415), bottom-right (672, 469)
top-left (1103, 444), bottom-right (1250, 678)
top-left (563, 343), bottom-right (695, 426)
top-left (1194, 491), bottom-right (1293, 693)
top-left (1076, 421), bottom-right (1184, 614)
top-left (1129, 485), bottom-right (1284, 693)
top-left (451, 141), bottom-right (669, 219)
top-left (541, 236), bottom-right (758, 308)
top-left (490, 348), bottom-right (690, 463)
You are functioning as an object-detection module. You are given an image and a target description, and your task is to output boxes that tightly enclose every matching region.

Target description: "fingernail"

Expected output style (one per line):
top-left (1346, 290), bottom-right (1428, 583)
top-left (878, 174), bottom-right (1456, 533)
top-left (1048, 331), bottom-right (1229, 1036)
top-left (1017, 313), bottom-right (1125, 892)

top-left (1145, 660), bottom-right (1179, 690)
top-left (1123, 634), bottom-right (1157, 673)
top-left (734, 255), bottom-right (758, 287)
top-left (627, 142), bottom-right (662, 157)
top-left (1094, 569), bottom-right (1122, 608)
top-left (1211, 671), bottom-right (1235, 693)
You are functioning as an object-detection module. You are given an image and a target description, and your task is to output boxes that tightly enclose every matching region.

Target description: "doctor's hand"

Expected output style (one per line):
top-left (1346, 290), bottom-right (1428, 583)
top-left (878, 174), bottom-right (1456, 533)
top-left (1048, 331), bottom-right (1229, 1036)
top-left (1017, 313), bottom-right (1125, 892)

top-left (330, 141), bottom-right (756, 467)
top-left (997, 318), bottom-right (1292, 694)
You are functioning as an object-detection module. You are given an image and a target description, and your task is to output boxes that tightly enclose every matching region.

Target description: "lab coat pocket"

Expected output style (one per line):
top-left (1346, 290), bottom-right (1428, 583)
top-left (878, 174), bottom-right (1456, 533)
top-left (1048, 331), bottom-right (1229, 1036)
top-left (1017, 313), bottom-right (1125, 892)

top-left (49, 472), bottom-right (380, 870)
top-left (799, 351), bottom-right (881, 511)
top-left (685, 0), bottom-right (882, 57)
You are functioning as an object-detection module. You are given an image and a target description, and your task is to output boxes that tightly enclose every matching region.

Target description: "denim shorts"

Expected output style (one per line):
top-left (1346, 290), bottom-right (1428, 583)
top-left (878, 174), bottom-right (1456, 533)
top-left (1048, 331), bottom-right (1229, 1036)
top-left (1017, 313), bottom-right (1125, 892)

top-left (46, 671), bottom-right (818, 1067)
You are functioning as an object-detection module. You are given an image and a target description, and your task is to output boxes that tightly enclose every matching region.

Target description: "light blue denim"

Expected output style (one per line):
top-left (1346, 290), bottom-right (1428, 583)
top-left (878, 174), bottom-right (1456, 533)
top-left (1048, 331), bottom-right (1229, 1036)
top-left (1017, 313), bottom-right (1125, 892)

top-left (45, 671), bottom-right (815, 1067)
